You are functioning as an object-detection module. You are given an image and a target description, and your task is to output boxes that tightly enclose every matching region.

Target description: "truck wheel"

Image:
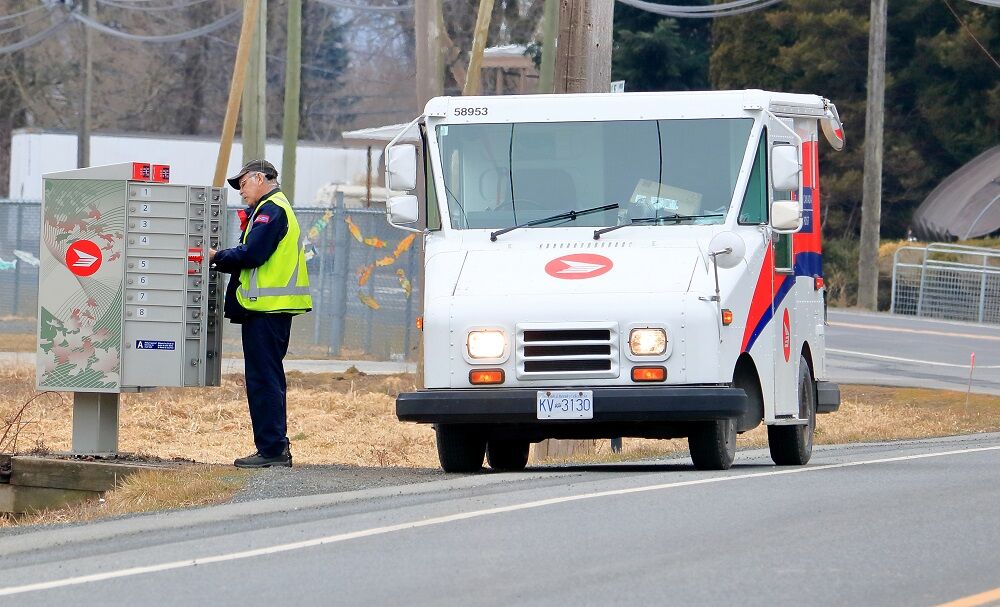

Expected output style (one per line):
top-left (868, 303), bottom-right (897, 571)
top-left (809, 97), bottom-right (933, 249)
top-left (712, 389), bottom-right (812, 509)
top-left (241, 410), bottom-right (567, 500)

top-left (688, 418), bottom-right (736, 470)
top-left (487, 440), bottom-right (530, 472)
top-left (768, 355), bottom-right (816, 466)
top-left (435, 425), bottom-right (486, 473)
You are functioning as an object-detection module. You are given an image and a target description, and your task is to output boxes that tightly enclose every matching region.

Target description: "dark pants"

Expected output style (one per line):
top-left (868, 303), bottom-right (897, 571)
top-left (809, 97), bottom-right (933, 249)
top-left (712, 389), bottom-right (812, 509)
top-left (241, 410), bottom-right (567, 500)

top-left (241, 313), bottom-right (293, 458)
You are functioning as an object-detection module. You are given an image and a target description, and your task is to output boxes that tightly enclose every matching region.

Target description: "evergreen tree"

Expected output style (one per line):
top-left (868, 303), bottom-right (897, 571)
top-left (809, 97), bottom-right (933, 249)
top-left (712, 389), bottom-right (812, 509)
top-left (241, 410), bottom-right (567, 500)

top-left (612, 3), bottom-right (712, 91)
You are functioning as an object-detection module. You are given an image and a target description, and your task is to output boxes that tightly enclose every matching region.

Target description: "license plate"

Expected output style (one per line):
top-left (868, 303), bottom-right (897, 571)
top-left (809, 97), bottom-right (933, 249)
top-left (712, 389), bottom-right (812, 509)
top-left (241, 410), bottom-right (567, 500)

top-left (536, 390), bottom-right (594, 420)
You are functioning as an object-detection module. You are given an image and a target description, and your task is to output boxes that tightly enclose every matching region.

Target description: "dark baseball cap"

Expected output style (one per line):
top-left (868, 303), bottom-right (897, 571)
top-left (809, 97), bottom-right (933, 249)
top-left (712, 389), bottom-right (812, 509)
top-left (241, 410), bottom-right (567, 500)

top-left (227, 159), bottom-right (278, 189)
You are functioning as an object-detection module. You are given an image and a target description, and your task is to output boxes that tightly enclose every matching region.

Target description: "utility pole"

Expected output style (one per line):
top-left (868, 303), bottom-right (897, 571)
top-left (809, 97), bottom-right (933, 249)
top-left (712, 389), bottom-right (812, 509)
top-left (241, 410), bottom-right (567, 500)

top-left (533, 0), bottom-right (614, 463)
top-left (282, 0), bottom-right (302, 202)
top-left (77, 0), bottom-right (94, 168)
top-left (857, 0), bottom-right (887, 310)
top-left (553, 0), bottom-right (613, 94)
top-left (242, 0), bottom-right (267, 163)
top-left (463, 0), bottom-right (496, 96)
top-left (213, 0), bottom-right (260, 187)
top-left (415, 0), bottom-right (444, 109)
top-left (537, 0), bottom-right (559, 94)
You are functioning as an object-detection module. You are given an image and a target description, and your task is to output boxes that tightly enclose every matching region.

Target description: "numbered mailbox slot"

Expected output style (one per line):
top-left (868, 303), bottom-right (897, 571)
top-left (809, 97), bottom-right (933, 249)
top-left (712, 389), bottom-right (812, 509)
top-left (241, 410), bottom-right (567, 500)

top-left (187, 275), bottom-right (204, 291)
top-left (185, 307), bottom-right (203, 322)
top-left (186, 323), bottom-right (202, 337)
top-left (126, 289), bottom-right (183, 306)
top-left (189, 203), bottom-right (206, 218)
top-left (123, 322), bottom-right (184, 387)
top-left (128, 217), bottom-right (187, 234)
top-left (127, 232), bottom-right (186, 250)
top-left (126, 256), bottom-right (184, 274)
top-left (189, 219), bottom-right (205, 235)
top-left (129, 201), bottom-right (187, 219)
top-left (129, 184), bottom-right (188, 203)
top-left (209, 236), bottom-right (221, 249)
top-left (183, 340), bottom-right (203, 386)
top-left (186, 291), bottom-right (203, 306)
top-left (126, 305), bottom-right (183, 322)
top-left (128, 272), bottom-right (185, 290)
top-left (188, 236), bottom-right (204, 249)
top-left (189, 187), bottom-right (208, 203)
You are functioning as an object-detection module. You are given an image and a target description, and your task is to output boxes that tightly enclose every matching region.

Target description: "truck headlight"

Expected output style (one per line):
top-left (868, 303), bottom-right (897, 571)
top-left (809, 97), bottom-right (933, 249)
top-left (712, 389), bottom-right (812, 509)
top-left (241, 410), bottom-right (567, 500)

top-left (629, 328), bottom-right (667, 356)
top-left (467, 330), bottom-right (506, 359)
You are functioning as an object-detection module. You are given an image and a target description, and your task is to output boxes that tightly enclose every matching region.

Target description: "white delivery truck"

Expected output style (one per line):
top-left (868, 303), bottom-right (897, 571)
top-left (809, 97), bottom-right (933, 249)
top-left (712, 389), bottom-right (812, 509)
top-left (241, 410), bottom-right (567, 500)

top-left (382, 89), bottom-right (845, 472)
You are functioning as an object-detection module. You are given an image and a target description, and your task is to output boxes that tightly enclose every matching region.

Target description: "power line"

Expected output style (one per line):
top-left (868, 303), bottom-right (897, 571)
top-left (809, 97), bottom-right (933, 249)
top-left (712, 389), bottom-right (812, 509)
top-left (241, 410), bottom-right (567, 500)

top-left (95, 0), bottom-right (219, 11)
top-left (0, 5), bottom-right (48, 23)
top-left (70, 9), bottom-right (241, 42)
top-left (0, 16), bottom-right (72, 55)
top-left (312, 0), bottom-right (413, 11)
top-left (943, 0), bottom-right (1000, 70)
top-left (614, 0), bottom-right (785, 18)
top-left (964, 0), bottom-right (1000, 6)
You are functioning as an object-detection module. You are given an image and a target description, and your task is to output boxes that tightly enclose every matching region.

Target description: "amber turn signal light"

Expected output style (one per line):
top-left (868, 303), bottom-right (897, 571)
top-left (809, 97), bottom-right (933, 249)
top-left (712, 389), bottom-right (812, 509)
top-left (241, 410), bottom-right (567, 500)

top-left (631, 366), bottom-right (666, 382)
top-left (721, 309), bottom-right (733, 326)
top-left (470, 369), bottom-right (504, 385)
top-left (415, 316), bottom-right (423, 330)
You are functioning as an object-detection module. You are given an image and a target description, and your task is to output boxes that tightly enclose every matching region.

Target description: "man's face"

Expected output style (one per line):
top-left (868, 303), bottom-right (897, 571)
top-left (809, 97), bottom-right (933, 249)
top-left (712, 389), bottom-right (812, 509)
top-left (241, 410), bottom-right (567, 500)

top-left (237, 171), bottom-right (269, 206)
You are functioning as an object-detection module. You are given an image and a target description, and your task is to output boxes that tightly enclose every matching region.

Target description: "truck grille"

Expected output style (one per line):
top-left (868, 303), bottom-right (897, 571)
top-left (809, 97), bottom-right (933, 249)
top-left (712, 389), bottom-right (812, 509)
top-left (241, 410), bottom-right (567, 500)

top-left (517, 324), bottom-right (619, 380)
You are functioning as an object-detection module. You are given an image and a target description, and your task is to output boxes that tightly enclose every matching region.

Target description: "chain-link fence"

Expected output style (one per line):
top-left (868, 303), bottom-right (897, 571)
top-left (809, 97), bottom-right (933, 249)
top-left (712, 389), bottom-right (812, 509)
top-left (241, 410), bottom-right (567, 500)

top-left (891, 243), bottom-right (1000, 325)
top-left (0, 196), bottom-right (421, 361)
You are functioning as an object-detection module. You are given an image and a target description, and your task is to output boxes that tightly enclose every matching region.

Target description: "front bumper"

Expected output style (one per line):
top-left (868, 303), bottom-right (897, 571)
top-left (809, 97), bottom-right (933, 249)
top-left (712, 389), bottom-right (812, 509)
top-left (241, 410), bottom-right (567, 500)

top-left (397, 386), bottom-right (748, 424)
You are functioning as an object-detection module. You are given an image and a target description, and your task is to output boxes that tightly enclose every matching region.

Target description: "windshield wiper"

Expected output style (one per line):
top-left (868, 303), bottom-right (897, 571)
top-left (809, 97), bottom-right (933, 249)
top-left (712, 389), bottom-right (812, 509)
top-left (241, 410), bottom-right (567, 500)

top-left (490, 203), bottom-right (619, 242)
top-left (593, 213), bottom-right (724, 240)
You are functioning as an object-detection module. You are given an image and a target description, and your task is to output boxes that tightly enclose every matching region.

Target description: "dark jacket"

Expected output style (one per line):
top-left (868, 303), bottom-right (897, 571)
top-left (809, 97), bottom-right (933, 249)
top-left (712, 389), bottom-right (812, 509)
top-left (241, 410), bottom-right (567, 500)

top-left (212, 188), bottom-right (289, 322)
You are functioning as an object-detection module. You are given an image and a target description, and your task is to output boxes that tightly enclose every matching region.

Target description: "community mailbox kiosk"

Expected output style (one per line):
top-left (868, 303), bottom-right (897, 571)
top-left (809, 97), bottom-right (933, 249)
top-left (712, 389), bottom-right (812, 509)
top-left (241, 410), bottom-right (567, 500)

top-left (36, 162), bottom-right (226, 452)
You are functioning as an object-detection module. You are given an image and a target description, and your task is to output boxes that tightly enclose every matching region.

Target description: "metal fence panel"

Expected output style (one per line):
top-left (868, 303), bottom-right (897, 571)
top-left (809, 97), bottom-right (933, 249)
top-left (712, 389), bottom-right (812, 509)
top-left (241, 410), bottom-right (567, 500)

top-left (0, 198), bottom-right (421, 361)
top-left (891, 243), bottom-right (1000, 325)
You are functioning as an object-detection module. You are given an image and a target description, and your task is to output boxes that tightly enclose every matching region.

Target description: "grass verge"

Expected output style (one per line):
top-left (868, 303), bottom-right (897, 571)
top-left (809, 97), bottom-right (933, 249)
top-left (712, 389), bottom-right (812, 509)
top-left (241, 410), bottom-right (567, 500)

top-left (1, 363), bottom-right (998, 527)
top-left (0, 465), bottom-right (248, 528)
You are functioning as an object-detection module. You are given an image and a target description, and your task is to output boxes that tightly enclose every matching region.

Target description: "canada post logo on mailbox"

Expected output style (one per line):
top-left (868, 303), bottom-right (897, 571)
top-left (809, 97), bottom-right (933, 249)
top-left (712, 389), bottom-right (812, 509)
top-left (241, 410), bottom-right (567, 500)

top-left (65, 240), bottom-right (102, 277)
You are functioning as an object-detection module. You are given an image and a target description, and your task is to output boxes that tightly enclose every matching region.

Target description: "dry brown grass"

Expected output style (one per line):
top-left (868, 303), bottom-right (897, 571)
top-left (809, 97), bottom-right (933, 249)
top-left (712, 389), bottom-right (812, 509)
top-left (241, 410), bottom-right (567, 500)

top-left (0, 465), bottom-right (247, 528)
top-left (0, 364), bottom-right (436, 468)
top-left (2, 367), bottom-right (999, 526)
top-left (0, 333), bottom-right (35, 352)
top-left (2, 366), bottom-right (998, 468)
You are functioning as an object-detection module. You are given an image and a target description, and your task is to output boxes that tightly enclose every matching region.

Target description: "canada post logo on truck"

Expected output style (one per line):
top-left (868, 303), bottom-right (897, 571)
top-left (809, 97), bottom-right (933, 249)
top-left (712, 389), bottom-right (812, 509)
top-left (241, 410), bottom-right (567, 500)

top-left (382, 89), bottom-right (845, 473)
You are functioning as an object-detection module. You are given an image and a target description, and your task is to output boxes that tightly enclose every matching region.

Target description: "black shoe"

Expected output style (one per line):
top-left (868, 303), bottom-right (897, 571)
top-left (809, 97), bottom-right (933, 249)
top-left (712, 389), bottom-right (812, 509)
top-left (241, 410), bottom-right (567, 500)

top-left (234, 447), bottom-right (292, 468)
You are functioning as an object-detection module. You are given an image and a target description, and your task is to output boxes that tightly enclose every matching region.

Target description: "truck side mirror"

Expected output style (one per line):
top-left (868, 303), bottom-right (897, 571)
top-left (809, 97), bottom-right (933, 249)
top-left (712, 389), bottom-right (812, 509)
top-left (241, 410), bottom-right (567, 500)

top-left (770, 144), bottom-right (800, 191)
top-left (386, 145), bottom-right (417, 192)
top-left (387, 194), bottom-right (419, 226)
top-left (771, 199), bottom-right (802, 232)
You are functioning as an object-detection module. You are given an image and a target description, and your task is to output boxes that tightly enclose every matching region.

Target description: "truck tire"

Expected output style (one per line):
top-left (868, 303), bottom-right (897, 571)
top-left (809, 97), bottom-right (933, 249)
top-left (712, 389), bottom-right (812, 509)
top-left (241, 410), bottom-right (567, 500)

top-left (768, 355), bottom-right (816, 466)
top-left (435, 425), bottom-right (486, 473)
top-left (487, 440), bottom-right (530, 472)
top-left (688, 418), bottom-right (736, 470)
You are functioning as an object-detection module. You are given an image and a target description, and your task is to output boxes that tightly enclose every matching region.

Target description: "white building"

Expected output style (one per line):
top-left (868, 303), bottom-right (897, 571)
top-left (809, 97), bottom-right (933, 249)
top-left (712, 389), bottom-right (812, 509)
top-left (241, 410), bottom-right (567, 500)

top-left (8, 129), bottom-right (370, 203)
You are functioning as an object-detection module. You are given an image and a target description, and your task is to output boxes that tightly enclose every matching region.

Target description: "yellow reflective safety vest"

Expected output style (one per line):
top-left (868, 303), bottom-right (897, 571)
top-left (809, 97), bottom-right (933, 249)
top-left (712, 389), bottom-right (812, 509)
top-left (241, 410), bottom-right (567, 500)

top-left (236, 191), bottom-right (313, 314)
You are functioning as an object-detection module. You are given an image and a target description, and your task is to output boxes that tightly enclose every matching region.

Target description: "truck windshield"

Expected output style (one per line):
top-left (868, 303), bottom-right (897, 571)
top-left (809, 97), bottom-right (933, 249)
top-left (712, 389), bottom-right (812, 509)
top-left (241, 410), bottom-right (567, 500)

top-left (435, 118), bottom-right (753, 231)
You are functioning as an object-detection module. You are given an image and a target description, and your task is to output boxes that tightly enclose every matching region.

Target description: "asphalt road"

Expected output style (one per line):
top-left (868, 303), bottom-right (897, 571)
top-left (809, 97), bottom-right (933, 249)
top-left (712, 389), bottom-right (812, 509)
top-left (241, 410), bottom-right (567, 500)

top-left (2, 433), bottom-right (999, 607)
top-left (826, 309), bottom-right (1000, 395)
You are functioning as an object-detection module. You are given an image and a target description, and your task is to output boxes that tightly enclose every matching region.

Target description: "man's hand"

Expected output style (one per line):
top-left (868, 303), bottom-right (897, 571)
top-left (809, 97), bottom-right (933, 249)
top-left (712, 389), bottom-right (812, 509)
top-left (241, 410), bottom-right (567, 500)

top-left (209, 248), bottom-right (217, 263)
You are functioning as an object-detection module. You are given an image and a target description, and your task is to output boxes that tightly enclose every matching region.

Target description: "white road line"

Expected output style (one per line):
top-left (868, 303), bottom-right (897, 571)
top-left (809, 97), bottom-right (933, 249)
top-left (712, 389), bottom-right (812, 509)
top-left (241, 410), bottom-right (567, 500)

top-left (828, 321), bottom-right (1000, 342)
top-left (2, 444), bottom-right (999, 597)
top-left (827, 348), bottom-right (1000, 369)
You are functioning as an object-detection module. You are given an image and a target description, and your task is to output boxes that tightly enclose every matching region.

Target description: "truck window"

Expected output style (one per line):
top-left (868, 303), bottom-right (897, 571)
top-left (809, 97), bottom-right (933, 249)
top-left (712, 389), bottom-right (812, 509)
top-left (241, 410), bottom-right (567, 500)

top-left (738, 131), bottom-right (767, 225)
top-left (774, 231), bottom-right (793, 272)
top-left (434, 118), bottom-right (753, 231)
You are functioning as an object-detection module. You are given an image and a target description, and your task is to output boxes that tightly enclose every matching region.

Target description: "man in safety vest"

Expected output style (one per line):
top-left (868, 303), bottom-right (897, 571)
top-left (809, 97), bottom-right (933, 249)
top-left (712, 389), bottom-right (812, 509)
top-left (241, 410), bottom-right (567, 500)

top-left (210, 159), bottom-right (312, 468)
